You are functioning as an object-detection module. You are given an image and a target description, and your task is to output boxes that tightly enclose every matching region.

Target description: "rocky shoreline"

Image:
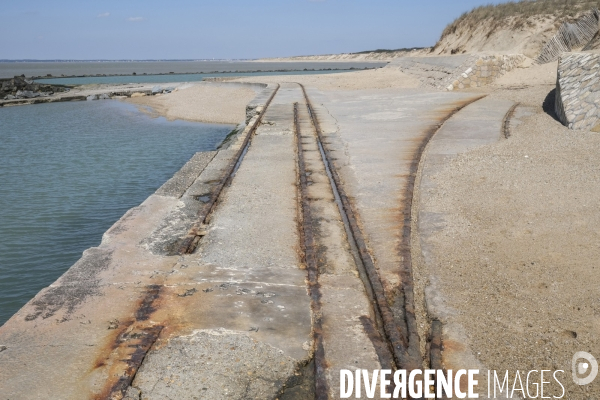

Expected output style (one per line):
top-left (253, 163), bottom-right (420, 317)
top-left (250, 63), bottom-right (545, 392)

top-left (0, 81), bottom-right (191, 108)
top-left (1, 75), bottom-right (69, 100)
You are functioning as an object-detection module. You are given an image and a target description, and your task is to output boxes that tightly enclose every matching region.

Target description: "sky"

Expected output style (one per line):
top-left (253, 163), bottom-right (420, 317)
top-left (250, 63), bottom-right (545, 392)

top-left (1, 0), bottom-right (506, 60)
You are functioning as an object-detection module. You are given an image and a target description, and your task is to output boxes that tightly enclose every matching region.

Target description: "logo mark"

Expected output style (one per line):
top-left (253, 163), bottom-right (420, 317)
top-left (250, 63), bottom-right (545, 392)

top-left (572, 351), bottom-right (598, 385)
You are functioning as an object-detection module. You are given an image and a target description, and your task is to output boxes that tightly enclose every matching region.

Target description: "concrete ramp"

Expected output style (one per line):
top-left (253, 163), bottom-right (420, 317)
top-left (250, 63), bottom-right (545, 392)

top-left (1, 80), bottom-right (522, 399)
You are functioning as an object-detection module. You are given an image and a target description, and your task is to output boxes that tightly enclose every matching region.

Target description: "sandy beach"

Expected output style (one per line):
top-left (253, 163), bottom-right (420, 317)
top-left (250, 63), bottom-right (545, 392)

top-left (120, 68), bottom-right (421, 127)
top-left (231, 67), bottom-right (421, 90)
top-left (413, 79), bottom-right (600, 398)
top-left (124, 82), bottom-right (259, 124)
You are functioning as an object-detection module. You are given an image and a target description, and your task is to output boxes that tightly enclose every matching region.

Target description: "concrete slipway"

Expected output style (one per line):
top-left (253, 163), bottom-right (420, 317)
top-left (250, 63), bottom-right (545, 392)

top-left (0, 80), bottom-right (514, 399)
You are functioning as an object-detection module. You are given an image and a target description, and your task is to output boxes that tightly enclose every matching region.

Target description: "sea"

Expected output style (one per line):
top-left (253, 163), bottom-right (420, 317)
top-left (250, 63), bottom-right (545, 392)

top-left (0, 60), bottom-right (385, 80)
top-left (0, 60), bottom-right (385, 326)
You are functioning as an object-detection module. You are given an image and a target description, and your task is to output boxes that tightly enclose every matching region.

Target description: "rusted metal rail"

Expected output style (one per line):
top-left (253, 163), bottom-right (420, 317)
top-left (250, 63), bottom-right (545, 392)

top-left (503, 102), bottom-right (519, 139)
top-left (294, 102), bottom-right (329, 400)
top-left (298, 83), bottom-right (417, 373)
top-left (97, 86), bottom-right (281, 399)
top-left (299, 83), bottom-right (484, 399)
top-left (178, 84), bottom-right (280, 254)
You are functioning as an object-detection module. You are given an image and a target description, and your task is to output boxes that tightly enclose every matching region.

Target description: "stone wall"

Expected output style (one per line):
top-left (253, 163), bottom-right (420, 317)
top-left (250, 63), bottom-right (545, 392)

top-left (445, 54), bottom-right (527, 91)
top-left (390, 54), bottom-right (526, 91)
top-left (555, 52), bottom-right (600, 130)
top-left (390, 55), bottom-right (475, 89)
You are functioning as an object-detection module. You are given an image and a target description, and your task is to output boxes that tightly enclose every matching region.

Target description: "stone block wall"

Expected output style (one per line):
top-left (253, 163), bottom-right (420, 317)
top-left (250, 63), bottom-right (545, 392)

top-left (445, 54), bottom-right (527, 91)
top-left (555, 52), bottom-right (600, 130)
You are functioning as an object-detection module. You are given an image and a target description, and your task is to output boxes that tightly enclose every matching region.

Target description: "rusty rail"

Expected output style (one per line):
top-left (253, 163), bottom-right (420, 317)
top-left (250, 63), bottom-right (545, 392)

top-left (299, 83), bottom-right (485, 399)
top-left (294, 102), bottom-right (329, 400)
top-left (178, 84), bottom-right (280, 254)
top-left (298, 83), bottom-right (416, 373)
top-left (429, 320), bottom-right (449, 400)
top-left (503, 102), bottom-right (519, 139)
top-left (95, 285), bottom-right (165, 400)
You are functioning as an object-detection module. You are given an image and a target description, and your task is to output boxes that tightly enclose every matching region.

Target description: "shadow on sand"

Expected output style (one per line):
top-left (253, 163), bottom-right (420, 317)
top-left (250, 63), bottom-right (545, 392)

top-left (542, 88), bottom-right (561, 122)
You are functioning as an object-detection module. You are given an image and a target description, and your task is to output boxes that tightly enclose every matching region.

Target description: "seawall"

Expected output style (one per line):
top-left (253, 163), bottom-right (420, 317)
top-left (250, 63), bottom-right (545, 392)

top-left (0, 82), bottom-right (278, 398)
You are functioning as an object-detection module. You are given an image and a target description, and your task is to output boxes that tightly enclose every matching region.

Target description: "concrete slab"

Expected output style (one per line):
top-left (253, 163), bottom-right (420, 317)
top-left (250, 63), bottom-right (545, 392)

top-left (415, 96), bottom-right (515, 390)
top-left (127, 84), bottom-right (313, 399)
top-left (295, 100), bottom-right (386, 398)
top-left (155, 151), bottom-right (216, 198)
top-left (0, 194), bottom-right (181, 399)
top-left (0, 86), bottom-right (279, 399)
top-left (0, 78), bottom-right (517, 400)
top-left (307, 87), bottom-right (480, 308)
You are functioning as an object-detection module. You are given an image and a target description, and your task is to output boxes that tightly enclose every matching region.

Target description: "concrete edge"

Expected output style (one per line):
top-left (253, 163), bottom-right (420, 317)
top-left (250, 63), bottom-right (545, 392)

top-left (411, 97), bottom-right (516, 378)
top-left (2, 81), bottom-right (279, 321)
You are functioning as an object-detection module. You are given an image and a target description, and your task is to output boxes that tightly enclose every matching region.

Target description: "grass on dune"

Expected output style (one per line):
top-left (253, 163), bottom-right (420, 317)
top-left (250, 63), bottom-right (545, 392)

top-left (440, 0), bottom-right (600, 40)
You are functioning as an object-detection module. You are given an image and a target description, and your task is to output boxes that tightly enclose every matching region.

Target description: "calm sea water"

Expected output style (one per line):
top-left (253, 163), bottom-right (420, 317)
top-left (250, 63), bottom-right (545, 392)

top-left (0, 60), bottom-right (386, 79)
top-left (34, 69), bottom-right (362, 86)
top-left (0, 100), bottom-right (233, 325)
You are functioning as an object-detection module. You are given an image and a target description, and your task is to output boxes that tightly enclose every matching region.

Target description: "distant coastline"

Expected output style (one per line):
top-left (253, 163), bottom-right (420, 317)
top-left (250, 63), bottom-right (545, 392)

top-left (0, 60), bottom-right (385, 80)
top-left (30, 66), bottom-right (375, 80)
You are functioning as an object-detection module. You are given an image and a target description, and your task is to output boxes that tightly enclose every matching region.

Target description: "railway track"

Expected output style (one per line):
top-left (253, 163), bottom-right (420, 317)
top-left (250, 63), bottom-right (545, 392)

top-left (177, 84), bottom-right (280, 254)
top-left (294, 84), bottom-right (480, 399)
top-left (293, 84), bottom-right (425, 398)
top-left (173, 80), bottom-right (426, 397)
top-left (0, 77), bottom-right (486, 399)
top-left (185, 82), bottom-right (434, 397)
top-left (165, 82), bottom-right (471, 398)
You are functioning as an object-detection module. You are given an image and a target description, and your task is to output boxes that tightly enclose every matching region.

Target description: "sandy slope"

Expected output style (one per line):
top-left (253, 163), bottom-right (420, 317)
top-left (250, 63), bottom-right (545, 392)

top-left (255, 49), bottom-right (431, 62)
top-left (494, 60), bottom-right (558, 86)
top-left (434, 14), bottom-right (560, 58)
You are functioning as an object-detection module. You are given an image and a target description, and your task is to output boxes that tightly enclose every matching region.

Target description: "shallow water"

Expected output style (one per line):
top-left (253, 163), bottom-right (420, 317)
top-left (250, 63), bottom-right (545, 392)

top-left (33, 69), bottom-right (363, 86)
top-left (0, 100), bottom-right (233, 325)
top-left (0, 60), bottom-right (386, 79)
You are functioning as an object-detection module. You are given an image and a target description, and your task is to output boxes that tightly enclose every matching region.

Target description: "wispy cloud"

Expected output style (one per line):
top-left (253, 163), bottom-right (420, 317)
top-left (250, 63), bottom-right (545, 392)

top-left (128, 17), bottom-right (144, 21)
top-left (97, 12), bottom-right (110, 18)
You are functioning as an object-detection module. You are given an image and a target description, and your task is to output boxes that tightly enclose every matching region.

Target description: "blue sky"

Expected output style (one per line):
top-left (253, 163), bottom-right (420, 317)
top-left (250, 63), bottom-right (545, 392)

top-left (1, 0), bottom-right (505, 60)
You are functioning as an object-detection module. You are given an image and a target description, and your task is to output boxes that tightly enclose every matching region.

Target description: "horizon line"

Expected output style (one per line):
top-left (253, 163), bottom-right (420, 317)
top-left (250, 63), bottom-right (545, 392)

top-left (0, 59), bottom-right (258, 63)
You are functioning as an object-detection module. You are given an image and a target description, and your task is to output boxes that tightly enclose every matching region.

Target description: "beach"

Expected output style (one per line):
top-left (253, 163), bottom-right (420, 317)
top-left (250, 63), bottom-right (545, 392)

top-left (125, 82), bottom-right (260, 124)
top-left (1, 55), bottom-right (599, 399)
top-left (6, 0), bottom-right (600, 398)
top-left (118, 61), bottom-right (600, 398)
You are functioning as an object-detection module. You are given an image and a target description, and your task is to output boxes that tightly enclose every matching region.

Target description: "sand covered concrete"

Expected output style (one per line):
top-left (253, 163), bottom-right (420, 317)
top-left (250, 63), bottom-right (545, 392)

top-left (493, 59), bottom-right (558, 87)
top-left (3, 52), bottom-right (600, 398)
top-left (125, 82), bottom-right (259, 124)
top-left (121, 69), bottom-right (420, 128)
top-left (413, 67), bottom-right (600, 398)
top-left (232, 67), bottom-right (421, 91)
